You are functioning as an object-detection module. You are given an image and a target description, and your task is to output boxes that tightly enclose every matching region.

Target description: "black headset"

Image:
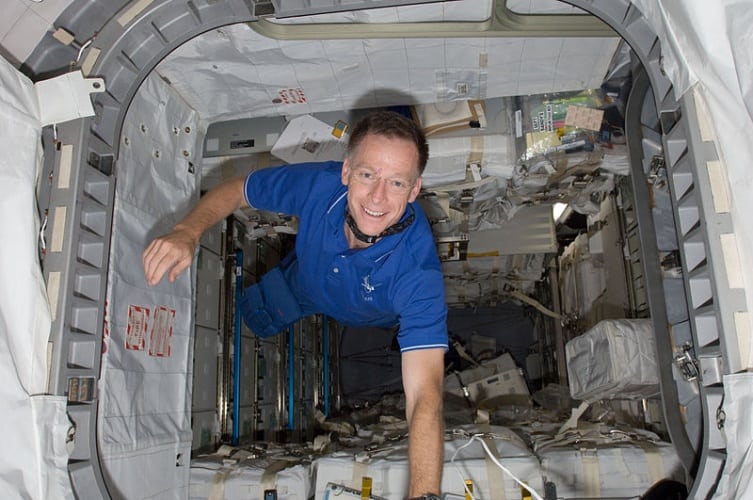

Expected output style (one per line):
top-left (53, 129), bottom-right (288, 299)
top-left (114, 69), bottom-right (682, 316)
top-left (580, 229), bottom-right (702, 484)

top-left (345, 205), bottom-right (415, 244)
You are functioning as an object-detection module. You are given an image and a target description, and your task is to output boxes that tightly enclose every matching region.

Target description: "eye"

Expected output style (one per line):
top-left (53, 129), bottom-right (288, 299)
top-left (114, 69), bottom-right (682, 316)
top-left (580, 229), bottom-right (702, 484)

top-left (389, 179), bottom-right (407, 190)
top-left (358, 171), bottom-right (375, 181)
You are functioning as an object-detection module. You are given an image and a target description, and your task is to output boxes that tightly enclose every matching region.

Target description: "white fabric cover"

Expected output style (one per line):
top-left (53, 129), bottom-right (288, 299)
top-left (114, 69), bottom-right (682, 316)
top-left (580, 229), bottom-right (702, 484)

top-left (566, 319), bottom-right (659, 401)
top-left (99, 73), bottom-right (202, 499)
top-left (189, 456), bottom-right (312, 500)
top-left (539, 439), bottom-right (683, 498)
top-left (713, 373), bottom-right (753, 499)
top-left (156, 23), bottom-right (619, 124)
top-left (0, 55), bottom-right (73, 498)
top-left (313, 425), bottom-right (543, 499)
top-left (423, 134), bottom-right (516, 188)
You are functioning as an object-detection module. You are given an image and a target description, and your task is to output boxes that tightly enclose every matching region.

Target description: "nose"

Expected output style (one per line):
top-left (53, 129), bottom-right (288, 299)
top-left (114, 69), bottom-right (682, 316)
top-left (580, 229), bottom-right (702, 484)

top-left (370, 178), bottom-right (388, 203)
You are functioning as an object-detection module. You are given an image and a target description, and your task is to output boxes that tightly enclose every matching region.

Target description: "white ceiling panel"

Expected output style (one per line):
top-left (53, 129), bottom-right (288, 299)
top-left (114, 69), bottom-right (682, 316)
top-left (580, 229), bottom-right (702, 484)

top-left (157, 23), bottom-right (619, 123)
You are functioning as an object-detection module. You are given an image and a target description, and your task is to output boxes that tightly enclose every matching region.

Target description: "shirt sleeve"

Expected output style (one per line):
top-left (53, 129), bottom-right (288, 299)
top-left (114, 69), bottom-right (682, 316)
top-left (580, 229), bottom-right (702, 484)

top-left (244, 161), bottom-right (341, 215)
top-left (393, 267), bottom-right (449, 352)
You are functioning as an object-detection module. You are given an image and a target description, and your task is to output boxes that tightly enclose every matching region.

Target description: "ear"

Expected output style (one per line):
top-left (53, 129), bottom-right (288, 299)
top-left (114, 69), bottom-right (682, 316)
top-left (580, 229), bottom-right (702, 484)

top-left (408, 176), bottom-right (422, 202)
top-left (341, 158), bottom-right (351, 186)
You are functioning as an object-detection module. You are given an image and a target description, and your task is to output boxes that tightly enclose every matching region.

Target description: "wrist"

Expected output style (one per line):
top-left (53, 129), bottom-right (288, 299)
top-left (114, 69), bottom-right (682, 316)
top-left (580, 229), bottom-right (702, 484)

top-left (408, 495), bottom-right (441, 500)
top-left (173, 222), bottom-right (201, 245)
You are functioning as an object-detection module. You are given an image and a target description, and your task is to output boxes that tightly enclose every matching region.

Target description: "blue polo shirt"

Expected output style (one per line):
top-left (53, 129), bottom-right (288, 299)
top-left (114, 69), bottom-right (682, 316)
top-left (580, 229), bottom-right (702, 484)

top-left (244, 161), bottom-right (448, 352)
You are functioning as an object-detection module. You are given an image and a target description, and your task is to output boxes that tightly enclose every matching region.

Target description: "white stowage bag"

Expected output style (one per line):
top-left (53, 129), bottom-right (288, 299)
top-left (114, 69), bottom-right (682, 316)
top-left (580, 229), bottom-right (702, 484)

top-left (189, 444), bottom-right (313, 500)
top-left (313, 424), bottom-right (543, 499)
top-left (535, 423), bottom-right (684, 499)
top-left (566, 319), bottom-right (659, 401)
top-left (0, 56), bottom-right (73, 498)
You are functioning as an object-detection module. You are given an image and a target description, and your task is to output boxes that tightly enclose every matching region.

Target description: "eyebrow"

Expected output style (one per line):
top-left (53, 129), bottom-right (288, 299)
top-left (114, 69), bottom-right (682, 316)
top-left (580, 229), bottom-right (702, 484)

top-left (356, 165), bottom-right (410, 177)
top-left (351, 164), bottom-right (417, 184)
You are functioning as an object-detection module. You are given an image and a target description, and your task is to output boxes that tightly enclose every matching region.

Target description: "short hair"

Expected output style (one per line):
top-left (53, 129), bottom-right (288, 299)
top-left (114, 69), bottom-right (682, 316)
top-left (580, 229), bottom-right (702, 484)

top-left (347, 110), bottom-right (429, 176)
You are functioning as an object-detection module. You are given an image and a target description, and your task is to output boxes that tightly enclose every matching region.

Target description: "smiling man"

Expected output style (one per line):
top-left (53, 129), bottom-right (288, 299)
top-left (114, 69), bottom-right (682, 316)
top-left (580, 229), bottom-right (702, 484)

top-left (143, 110), bottom-right (448, 498)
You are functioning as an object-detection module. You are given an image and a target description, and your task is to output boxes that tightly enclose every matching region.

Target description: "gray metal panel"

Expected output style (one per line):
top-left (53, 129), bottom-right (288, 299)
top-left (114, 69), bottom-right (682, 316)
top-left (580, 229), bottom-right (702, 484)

top-left (193, 326), bottom-right (219, 410)
top-left (40, 120), bottom-right (115, 499)
top-left (203, 116), bottom-right (287, 157)
top-left (269, 0), bottom-right (453, 19)
top-left (200, 220), bottom-right (223, 255)
top-left (239, 336), bottom-right (258, 405)
top-left (26, 0), bottom-right (263, 151)
top-left (590, 195), bottom-right (631, 319)
top-left (255, 403), bottom-right (282, 441)
top-left (624, 64), bottom-right (699, 488)
top-left (69, 461), bottom-right (107, 500)
top-left (191, 409), bottom-right (218, 451)
top-left (196, 247), bottom-right (222, 329)
top-left (679, 95), bottom-right (748, 373)
top-left (40, 119), bottom-right (115, 498)
top-left (238, 405), bottom-right (260, 439)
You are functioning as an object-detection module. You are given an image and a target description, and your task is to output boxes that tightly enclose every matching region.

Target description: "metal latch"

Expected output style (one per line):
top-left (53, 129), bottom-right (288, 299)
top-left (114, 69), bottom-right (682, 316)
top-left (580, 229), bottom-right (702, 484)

top-left (674, 343), bottom-right (698, 381)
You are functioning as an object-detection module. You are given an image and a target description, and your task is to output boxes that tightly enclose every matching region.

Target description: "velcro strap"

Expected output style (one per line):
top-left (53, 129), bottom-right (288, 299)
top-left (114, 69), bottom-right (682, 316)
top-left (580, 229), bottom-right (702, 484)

top-left (208, 467), bottom-right (233, 500)
top-left (260, 459), bottom-right (296, 498)
top-left (581, 452), bottom-right (601, 498)
top-left (351, 459), bottom-right (370, 491)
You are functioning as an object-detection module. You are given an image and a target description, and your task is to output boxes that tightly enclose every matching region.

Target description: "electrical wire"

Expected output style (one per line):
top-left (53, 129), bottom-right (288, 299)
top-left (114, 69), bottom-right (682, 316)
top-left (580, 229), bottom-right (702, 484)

top-left (450, 433), bottom-right (546, 500)
top-left (76, 36), bottom-right (95, 65)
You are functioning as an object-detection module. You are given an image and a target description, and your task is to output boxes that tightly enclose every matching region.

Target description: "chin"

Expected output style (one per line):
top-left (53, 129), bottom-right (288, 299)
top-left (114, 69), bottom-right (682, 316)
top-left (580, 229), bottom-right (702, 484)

top-left (363, 224), bottom-right (389, 236)
top-left (355, 215), bottom-right (390, 236)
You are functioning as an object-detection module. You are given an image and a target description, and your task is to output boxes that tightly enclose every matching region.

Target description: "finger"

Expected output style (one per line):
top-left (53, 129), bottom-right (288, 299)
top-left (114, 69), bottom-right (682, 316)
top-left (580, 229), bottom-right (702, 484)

top-left (151, 250), bottom-right (179, 286)
top-left (168, 259), bottom-right (191, 283)
top-left (142, 239), bottom-right (163, 274)
top-left (143, 241), bottom-right (165, 285)
top-left (145, 242), bottom-right (175, 286)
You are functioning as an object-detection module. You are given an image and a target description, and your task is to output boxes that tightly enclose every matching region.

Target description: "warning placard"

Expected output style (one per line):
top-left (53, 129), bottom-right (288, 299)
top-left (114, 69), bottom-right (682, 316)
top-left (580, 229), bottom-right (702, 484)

top-left (149, 305), bottom-right (175, 357)
top-left (125, 305), bottom-right (150, 350)
top-left (277, 87), bottom-right (307, 105)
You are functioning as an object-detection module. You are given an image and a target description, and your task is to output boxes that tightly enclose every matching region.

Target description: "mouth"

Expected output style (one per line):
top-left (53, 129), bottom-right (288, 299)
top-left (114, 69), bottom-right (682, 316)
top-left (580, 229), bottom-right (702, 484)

top-left (363, 206), bottom-right (386, 218)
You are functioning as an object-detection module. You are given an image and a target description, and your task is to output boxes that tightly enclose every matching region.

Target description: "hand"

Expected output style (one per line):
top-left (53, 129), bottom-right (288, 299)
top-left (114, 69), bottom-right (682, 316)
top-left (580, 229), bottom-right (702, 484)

top-left (142, 225), bottom-right (198, 285)
top-left (141, 176), bottom-right (246, 286)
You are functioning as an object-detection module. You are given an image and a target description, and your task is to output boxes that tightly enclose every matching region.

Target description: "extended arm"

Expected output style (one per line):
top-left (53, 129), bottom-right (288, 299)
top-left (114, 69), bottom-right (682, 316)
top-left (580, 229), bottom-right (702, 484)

top-left (401, 347), bottom-right (446, 497)
top-left (142, 176), bottom-right (247, 285)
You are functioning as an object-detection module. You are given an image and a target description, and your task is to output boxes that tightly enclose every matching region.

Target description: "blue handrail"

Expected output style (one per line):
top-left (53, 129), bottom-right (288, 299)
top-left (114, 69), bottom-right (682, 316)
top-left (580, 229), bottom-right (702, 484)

top-left (322, 316), bottom-right (329, 417)
top-left (288, 326), bottom-right (295, 430)
top-left (232, 250), bottom-right (243, 445)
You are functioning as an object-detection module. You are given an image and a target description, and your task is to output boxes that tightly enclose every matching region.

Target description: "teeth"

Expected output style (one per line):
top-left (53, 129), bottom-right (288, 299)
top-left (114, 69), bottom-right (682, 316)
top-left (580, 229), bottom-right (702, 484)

top-left (364, 207), bottom-right (385, 217)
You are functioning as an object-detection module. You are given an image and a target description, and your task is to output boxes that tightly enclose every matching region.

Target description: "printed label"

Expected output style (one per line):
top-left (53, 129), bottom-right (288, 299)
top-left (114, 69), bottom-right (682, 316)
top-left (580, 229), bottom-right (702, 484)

top-left (277, 87), bottom-right (307, 104)
top-left (564, 105), bottom-right (604, 131)
top-left (149, 305), bottom-right (175, 357)
top-left (125, 305), bottom-right (150, 350)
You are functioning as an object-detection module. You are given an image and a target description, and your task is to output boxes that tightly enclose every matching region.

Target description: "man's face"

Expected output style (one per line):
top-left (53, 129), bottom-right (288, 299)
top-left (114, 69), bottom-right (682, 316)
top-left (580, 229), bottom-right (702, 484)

top-left (341, 133), bottom-right (423, 238)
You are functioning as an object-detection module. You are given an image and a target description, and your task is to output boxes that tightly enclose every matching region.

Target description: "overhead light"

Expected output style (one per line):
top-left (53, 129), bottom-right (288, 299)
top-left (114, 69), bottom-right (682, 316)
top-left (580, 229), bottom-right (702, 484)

top-left (552, 202), bottom-right (568, 222)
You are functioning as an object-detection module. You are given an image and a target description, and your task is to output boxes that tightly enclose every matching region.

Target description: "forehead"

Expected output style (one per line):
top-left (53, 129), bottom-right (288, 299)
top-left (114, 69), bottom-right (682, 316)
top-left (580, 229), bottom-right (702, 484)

top-left (349, 133), bottom-right (420, 178)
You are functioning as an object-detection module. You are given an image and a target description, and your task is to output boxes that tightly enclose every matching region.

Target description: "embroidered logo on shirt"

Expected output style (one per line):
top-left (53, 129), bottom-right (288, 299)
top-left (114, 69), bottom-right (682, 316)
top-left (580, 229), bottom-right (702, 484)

top-left (361, 275), bottom-right (376, 301)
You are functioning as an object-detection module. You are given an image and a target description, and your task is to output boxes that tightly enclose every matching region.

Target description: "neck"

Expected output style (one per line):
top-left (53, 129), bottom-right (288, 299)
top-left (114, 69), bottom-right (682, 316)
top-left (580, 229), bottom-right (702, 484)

top-left (345, 223), bottom-right (374, 249)
top-left (345, 208), bottom-right (381, 246)
top-left (343, 205), bottom-right (415, 249)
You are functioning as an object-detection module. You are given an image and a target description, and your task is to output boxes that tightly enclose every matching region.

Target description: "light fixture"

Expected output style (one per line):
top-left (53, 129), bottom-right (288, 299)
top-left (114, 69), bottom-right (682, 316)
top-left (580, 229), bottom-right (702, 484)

top-left (552, 202), bottom-right (568, 222)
